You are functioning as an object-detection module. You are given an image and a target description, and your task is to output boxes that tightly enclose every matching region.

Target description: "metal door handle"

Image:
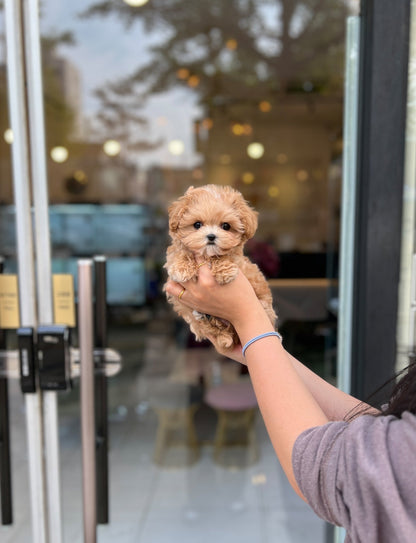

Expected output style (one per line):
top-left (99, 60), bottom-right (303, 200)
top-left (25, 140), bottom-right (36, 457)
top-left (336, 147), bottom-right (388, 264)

top-left (78, 259), bottom-right (97, 543)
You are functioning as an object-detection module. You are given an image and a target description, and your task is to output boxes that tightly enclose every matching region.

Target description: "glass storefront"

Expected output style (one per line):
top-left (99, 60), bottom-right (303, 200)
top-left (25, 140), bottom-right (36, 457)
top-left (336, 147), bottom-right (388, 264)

top-left (397, 0), bottom-right (416, 374)
top-left (1, 1), bottom-right (358, 541)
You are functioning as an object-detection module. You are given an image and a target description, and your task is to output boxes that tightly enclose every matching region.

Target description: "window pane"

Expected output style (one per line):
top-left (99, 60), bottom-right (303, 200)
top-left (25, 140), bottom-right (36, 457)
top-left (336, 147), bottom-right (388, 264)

top-left (1, 1), bottom-right (358, 541)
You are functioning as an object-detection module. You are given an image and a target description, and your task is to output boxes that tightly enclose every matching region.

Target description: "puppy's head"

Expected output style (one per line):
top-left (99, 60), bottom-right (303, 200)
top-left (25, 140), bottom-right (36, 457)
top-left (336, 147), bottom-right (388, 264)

top-left (168, 185), bottom-right (258, 257)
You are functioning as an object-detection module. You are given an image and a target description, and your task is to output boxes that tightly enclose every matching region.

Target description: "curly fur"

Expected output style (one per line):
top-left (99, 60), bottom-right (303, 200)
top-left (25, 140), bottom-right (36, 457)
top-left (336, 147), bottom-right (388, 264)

top-left (164, 184), bottom-right (277, 351)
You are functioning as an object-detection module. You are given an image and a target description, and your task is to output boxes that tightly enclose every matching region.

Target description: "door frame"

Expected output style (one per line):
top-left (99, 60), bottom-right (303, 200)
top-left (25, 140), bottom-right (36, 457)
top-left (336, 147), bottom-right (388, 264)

top-left (351, 0), bottom-right (411, 401)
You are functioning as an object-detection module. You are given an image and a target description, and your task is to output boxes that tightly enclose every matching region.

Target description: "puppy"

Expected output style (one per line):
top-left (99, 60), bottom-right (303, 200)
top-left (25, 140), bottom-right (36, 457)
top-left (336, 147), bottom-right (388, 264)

top-left (164, 184), bottom-right (277, 351)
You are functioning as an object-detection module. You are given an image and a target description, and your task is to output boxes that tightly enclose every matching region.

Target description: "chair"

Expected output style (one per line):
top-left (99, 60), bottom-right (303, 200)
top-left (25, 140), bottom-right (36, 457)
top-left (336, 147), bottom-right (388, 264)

top-left (205, 381), bottom-right (259, 468)
top-left (150, 382), bottom-right (202, 467)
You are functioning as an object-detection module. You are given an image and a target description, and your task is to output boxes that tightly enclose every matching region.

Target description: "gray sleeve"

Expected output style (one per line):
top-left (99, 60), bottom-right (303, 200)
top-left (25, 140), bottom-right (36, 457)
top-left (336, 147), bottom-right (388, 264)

top-left (292, 413), bottom-right (416, 542)
top-left (292, 420), bottom-right (350, 527)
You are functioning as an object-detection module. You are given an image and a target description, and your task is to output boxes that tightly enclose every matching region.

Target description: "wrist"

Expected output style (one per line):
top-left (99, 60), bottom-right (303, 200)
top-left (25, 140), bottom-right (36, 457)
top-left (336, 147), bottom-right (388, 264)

top-left (242, 331), bottom-right (282, 357)
top-left (232, 300), bottom-right (275, 346)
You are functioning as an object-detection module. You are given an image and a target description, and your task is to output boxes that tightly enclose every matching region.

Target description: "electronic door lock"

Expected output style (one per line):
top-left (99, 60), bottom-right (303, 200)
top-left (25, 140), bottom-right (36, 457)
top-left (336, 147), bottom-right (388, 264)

top-left (17, 327), bottom-right (36, 393)
top-left (37, 325), bottom-right (71, 391)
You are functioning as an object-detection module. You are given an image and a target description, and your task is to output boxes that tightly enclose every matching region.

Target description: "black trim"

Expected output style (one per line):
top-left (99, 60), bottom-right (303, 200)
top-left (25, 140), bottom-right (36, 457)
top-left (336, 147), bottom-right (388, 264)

top-left (351, 0), bottom-right (411, 401)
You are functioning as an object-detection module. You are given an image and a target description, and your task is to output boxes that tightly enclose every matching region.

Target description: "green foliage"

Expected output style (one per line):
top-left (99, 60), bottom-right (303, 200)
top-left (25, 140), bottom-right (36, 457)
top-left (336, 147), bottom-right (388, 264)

top-left (81, 0), bottom-right (349, 103)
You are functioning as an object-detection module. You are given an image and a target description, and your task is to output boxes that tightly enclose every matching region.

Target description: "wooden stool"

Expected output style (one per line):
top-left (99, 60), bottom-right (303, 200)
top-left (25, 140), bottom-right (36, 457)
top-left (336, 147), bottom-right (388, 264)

top-left (205, 381), bottom-right (259, 468)
top-left (150, 383), bottom-right (201, 467)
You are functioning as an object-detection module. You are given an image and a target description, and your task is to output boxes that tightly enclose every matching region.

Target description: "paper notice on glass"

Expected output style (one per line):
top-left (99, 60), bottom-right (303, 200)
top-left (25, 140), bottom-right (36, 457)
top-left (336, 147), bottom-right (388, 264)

top-left (53, 274), bottom-right (76, 327)
top-left (0, 274), bottom-right (20, 329)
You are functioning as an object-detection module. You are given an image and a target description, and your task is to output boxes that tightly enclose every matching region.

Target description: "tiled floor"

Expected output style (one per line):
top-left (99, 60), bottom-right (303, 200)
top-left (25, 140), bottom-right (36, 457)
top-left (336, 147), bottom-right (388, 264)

top-left (1, 309), bottom-right (326, 543)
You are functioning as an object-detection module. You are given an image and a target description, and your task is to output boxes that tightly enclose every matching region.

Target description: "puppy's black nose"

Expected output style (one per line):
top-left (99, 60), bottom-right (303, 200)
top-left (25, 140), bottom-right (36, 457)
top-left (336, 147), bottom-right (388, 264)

top-left (207, 234), bottom-right (216, 242)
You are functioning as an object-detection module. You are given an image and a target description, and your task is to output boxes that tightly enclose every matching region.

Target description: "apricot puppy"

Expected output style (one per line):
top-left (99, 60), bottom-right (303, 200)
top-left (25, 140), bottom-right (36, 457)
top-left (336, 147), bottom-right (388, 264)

top-left (164, 184), bottom-right (277, 351)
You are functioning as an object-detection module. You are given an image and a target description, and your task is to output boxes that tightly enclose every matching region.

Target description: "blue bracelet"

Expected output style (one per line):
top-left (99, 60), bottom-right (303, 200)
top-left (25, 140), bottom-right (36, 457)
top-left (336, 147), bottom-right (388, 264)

top-left (242, 331), bottom-right (282, 357)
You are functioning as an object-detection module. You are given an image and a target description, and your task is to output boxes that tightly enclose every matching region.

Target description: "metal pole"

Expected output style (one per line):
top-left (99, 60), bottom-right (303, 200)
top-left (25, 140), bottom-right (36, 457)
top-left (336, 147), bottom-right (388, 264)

top-left (0, 259), bottom-right (13, 525)
top-left (338, 16), bottom-right (361, 397)
top-left (23, 1), bottom-right (63, 540)
top-left (4, 2), bottom-right (48, 542)
top-left (78, 260), bottom-right (97, 543)
top-left (0, 376), bottom-right (12, 526)
top-left (334, 16), bottom-right (361, 543)
top-left (94, 256), bottom-right (109, 524)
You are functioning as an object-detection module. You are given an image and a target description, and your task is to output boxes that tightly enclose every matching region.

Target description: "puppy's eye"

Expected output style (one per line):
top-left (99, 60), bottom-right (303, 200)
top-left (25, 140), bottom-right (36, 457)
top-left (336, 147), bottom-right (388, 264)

top-left (193, 222), bottom-right (202, 229)
top-left (221, 223), bottom-right (231, 231)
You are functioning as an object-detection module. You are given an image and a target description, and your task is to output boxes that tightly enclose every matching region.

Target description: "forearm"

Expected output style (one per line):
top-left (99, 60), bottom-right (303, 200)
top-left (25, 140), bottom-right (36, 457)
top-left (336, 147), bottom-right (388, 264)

top-left (234, 309), bottom-right (329, 497)
top-left (166, 266), bottom-right (376, 497)
top-left (287, 353), bottom-right (368, 421)
top-left (232, 298), bottom-right (369, 422)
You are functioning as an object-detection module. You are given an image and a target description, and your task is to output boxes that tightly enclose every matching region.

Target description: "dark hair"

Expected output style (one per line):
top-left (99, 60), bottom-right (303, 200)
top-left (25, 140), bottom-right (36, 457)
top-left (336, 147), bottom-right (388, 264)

top-left (381, 361), bottom-right (416, 418)
top-left (345, 361), bottom-right (416, 421)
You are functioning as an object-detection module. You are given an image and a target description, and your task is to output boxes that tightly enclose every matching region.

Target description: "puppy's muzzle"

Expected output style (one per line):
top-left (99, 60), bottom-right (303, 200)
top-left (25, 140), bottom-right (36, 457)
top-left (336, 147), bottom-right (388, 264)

top-left (206, 234), bottom-right (216, 244)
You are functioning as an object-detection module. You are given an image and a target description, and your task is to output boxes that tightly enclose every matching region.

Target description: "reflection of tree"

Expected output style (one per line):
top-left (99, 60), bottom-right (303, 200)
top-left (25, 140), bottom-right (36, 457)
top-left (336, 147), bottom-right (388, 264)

top-left (81, 0), bottom-right (349, 122)
top-left (0, 28), bottom-right (75, 195)
top-left (42, 32), bottom-right (77, 146)
top-left (0, 29), bottom-right (75, 140)
top-left (89, 85), bottom-right (162, 153)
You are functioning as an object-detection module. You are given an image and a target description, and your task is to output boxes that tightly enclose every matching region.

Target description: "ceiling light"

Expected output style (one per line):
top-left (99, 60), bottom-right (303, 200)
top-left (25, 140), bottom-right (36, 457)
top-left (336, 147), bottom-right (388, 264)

top-left (247, 142), bottom-right (264, 159)
top-left (50, 146), bottom-right (69, 163)
top-left (103, 139), bottom-right (121, 157)
top-left (3, 128), bottom-right (13, 144)
top-left (123, 0), bottom-right (149, 7)
top-left (168, 139), bottom-right (185, 156)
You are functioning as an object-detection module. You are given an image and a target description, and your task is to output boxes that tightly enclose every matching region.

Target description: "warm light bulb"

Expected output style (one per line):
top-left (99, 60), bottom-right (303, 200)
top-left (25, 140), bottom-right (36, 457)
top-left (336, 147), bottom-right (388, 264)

top-left (247, 142), bottom-right (264, 159)
top-left (4, 128), bottom-right (13, 144)
top-left (168, 139), bottom-right (185, 156)
top-left (259, 101), bottom-right (271, 112)
top-left (73, 170), bottom-right (87, 183)
top-left (268, 186), bottom-right (279, 198)
top-left (232, 123), bottom-right (244, 136)
top-left (103, 139), bottom-right (121, 157)
top-left (226, 39), bottom-right (238, 50)
top-left (201, 118), bottom-right (213, 130)
top-left (123, 0), bottom-right (149, 6)
top-left (242, 172), bottom-right (255, 184)
top-left (187, 75), bottom-right (200, 87)
top-left (50, 146), bottom-right (69, 163)
top-left (176, 68), bottom-right (190, 80)
top-left (297, 169), bottom-right (309, 182)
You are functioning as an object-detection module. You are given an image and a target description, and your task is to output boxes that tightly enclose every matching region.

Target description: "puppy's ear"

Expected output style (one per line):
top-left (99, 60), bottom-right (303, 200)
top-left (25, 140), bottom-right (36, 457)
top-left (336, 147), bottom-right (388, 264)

top-left (168, 198), bottom-right (186, 232)
top-left (233, 193), bottom-right (258, 240)
top-left (241, 206), bottom-right (258, 241)
top-left (168, 186), bottom-right (195, 232)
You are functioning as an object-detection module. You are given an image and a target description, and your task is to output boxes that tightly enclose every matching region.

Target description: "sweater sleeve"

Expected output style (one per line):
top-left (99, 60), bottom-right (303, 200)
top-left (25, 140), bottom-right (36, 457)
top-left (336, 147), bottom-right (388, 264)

top-left (292, 413), bottom-right (416, 542)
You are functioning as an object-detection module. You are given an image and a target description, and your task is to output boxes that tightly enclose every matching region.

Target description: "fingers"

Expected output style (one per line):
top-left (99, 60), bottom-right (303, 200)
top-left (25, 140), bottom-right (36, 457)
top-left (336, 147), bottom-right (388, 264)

top-left (196, 261), bottom-right (217, 287)
top-left (165, 280), bottom-right (186, 299)
top-left (195, 257), bottom-right (207, 268)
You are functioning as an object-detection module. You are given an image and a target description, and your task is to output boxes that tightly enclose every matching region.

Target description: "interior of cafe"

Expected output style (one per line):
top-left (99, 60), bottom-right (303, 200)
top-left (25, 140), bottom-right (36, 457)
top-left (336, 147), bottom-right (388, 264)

top-left (0, 1), bottom-right (361, 542)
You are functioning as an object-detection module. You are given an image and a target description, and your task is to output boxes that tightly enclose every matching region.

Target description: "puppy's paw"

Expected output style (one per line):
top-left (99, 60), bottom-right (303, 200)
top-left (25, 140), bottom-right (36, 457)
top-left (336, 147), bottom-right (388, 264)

top-left (170, 269), bottom-right (195, 283)
top-left (189, 324), bottom-right (206, 343)
top-left (212, 262), bottom-right (239, 285)
top-left (216, 333), bottom-right (235, 350)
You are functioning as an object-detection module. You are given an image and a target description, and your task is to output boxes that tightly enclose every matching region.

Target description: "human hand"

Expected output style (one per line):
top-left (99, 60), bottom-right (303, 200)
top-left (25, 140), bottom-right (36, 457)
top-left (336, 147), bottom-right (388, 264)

top-left (165, 262), bottom-right (260, 327)
top-left (206, 334), bottom-right (245, 365)
top-left (165, 261), bottom-right (274, 354)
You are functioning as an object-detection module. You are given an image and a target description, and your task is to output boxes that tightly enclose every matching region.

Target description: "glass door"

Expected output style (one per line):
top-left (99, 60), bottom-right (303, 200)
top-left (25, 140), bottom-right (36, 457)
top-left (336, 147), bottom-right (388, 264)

top-left (397, 0), bottom-right (416, 373)
top-left (1, 1), bottom-right (358, 542)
